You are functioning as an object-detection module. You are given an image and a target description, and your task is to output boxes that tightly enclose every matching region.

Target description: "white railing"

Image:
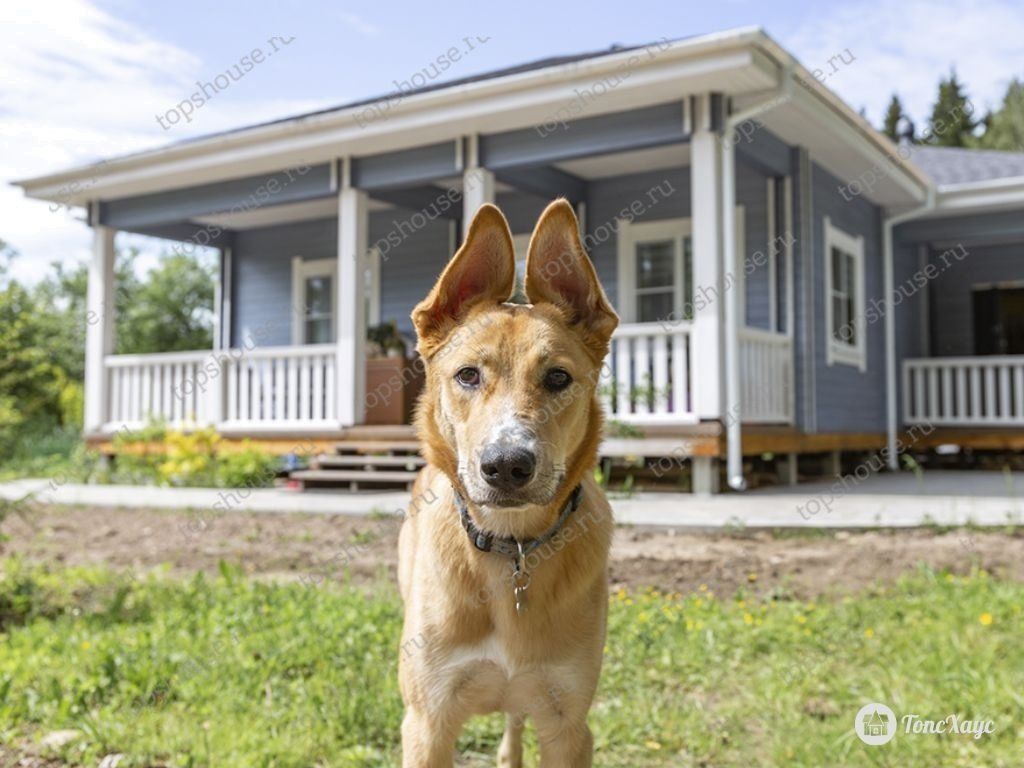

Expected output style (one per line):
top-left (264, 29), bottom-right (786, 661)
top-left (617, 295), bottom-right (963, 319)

top-left (222, 344), bottom-right (337, 429)
top-left (903, 356), bottom-right (1024, 426)
top-left (604, 322), bottom-right (696, 424)
top-left (103, 343), bottom-right (337, 433)
top-left (739, 327), bottom-right (793, 424)
top-left (106, 350), bottom-right (213, 429)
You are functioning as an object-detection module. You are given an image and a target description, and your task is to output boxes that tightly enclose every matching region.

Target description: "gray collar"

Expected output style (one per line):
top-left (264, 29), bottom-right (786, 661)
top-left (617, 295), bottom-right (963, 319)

top-left (453, 484), bottom-right (583, 560)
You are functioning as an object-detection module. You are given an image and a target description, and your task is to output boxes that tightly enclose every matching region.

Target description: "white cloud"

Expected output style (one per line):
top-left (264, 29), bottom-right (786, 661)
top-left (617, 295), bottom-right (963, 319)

top-left (783, 0), bottom-right (1024, 127)
top-left (0, 0), bottom-right (321, 285)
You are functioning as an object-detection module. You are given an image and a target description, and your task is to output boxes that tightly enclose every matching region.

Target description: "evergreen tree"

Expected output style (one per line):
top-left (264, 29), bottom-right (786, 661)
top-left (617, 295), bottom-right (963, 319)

top-left (882, 94), bottom-right (915, 143)
top-left (924, 70), bottom-right (978, 147)
top-left (976, 78), bottom-right (1024, 151)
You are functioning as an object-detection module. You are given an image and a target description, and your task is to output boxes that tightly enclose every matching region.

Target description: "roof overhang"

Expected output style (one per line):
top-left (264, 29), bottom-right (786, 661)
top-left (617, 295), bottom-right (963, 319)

top-left (926, 175), bottom-right (1024, 217)
top-left (14, 27), bottom-right (931, 211)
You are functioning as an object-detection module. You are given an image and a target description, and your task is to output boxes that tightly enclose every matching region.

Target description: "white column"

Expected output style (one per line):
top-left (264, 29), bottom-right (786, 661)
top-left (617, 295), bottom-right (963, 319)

top-left (689, 96), bottom-right (724, 420)
top-left (462, 167), bottom-right (495, 236)
top-left (462, 135), bottom-right (495, 236)
top-left (337, 175), bottom-right (369, 426)
top-left (84, 226), bottom-right (116, 434)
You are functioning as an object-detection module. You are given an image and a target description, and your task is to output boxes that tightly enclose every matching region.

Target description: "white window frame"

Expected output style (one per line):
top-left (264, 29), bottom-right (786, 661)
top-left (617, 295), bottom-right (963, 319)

top-left (616, 218), bottom-right (692, 324)
top-left (823, 216), bottom-right (867, 371)
top-left (291, 257), bottom-right (337, 345)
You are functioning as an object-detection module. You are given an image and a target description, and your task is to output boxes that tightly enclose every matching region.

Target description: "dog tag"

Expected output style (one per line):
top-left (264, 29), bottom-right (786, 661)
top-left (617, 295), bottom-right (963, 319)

top-left (511, 559), bottom-right (531, 616)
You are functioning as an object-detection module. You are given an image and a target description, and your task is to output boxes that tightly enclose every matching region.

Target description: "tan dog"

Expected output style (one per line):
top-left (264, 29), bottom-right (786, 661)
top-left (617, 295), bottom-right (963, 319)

top-left (397, 200), bottom-right (619, 768)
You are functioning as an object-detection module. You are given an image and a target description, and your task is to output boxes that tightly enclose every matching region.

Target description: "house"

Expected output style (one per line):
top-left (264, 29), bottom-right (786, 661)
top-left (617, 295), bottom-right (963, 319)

top-left (14, 27), bottom-right (1024, 493)
top-left (862, 709), bottom-right (891, 737)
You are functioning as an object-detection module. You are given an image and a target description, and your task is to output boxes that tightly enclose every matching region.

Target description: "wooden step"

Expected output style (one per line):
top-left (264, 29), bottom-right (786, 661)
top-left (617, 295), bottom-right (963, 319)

top-left (290, 469), bottom-right (419, 484)
top-left (332, 440), bottom-right (421, 454)
top-left (314, 454), bottom-right (425, 469)
top-left (338, 425), bottom-right (418, 440)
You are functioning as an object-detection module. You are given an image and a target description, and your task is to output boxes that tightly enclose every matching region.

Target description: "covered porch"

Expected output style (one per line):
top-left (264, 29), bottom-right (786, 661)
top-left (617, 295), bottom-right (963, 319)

top-left (84, 94), bottom-right (798, 446)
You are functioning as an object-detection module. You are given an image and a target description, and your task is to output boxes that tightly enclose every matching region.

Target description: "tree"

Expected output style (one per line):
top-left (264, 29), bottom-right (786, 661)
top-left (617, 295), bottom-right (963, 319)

top-left (882, 94), bottom-right (915, 143)
top-left (117, 251), bottom-right (215, 354)
top-left (924, 70), bottom-right (979, 147)
top-left (975, 78), bottom-right (1024, 151)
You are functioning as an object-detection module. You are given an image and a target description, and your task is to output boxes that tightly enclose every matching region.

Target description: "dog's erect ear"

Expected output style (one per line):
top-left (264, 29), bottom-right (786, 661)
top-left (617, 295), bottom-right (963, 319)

top-left (525, 199), bottom-right (618, 355)
top-left (412, 203), bottom-right (516, 356)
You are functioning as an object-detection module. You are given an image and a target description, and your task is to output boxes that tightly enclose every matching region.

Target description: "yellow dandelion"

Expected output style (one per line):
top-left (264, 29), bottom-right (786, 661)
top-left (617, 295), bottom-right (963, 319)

top-left (686, 619), bottom-right (696, 631)
top-left (945, 573), bottom-right (955, 582)
top-left (699, 583), bottom-right (708, 592)
top-left (743, 613), bottom-right (754, 625)
top-left (737, 599), bottom-right (746, 608)
top-left (864, 627), bottom-right (875, 638)
top-left (80, 641), bottom-right (91, 650)
top-left (795, 615), bottom-right (807, 624)
top-left (694, 598), bottom-right (704, 609)
top-left (747, 572), bottom-right (758, 583)
top-left (645, 740), bottom-right (662, 750)
top-left (803, 628), bottom-right (811, 636)
top-left (979, 613), bottom-right (994, 626)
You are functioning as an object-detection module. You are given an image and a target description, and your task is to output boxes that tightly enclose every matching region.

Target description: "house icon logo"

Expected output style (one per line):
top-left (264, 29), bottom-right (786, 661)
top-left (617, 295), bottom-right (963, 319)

top-left (855, 703), bottom-right (897, 745)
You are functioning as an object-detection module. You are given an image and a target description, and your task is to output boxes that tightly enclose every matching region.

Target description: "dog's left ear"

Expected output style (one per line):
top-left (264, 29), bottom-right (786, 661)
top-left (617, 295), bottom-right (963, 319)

top-left (525, 199), bottom-right (618, 355)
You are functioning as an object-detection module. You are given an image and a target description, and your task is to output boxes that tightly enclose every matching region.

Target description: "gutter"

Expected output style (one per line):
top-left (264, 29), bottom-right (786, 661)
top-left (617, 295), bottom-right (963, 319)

top-left (883, 188), bottom-right (936, 470)
top-left (721, 70), bottom-right (794, 491)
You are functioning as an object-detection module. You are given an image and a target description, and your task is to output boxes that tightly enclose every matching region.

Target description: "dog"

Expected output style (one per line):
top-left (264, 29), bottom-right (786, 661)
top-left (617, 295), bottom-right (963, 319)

top-left (398, 199), bottom-right (619, 767)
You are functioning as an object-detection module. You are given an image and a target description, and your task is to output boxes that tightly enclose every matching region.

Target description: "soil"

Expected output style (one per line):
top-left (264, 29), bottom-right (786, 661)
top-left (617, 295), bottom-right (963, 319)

top-left (4, 504), bottom-right (1023, 599)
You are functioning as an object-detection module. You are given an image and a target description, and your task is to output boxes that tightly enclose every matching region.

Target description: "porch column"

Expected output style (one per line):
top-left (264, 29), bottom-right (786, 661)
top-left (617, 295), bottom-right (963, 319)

top-left (462, 135), bottom-right (495, 235)
top-left (689, 95), bottom-right (725, 420)
top-left (337, 162), bottom-right (369, 426)
top-left (84, 225), bottom-right (116, 434)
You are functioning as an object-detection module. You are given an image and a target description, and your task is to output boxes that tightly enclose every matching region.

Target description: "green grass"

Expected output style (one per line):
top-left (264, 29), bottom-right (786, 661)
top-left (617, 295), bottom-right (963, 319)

top-left (0, 560), bottom-right (1021, 767)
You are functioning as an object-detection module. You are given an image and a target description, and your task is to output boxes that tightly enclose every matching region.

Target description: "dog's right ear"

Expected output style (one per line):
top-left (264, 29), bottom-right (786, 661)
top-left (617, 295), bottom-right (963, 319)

top-left (412, 203), bottom-right (516, 357)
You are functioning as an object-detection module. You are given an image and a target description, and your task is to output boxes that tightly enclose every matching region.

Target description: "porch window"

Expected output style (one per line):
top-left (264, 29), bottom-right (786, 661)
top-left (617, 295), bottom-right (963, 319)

top-left (617, 218), bottom-right (692, 323)
top-left (292, 257), bottom-right (336, 344)
top-left (824, 217), bottom-right (866, 370)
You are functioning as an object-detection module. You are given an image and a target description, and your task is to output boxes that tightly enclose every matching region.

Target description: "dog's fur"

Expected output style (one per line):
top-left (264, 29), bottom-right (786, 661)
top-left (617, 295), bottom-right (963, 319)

top-left (398, 200), bottom-right (619, 767)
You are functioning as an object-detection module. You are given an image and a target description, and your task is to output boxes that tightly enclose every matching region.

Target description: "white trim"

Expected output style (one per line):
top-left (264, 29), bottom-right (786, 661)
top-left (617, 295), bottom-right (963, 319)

top-left (783, 176), bottom-right (794, 340)
top-left (366, 246), bottom-right (382, 326)
top-left (337, 186), bottom-right (369, 426)
top-left (84, 226), bottom-right (116, 433)
top-left (823, 216), bottom-right (867, 371)
top-left (731, 204), bottom-right (747, 327)
top-left (462, 166), bottom-right (495, 234)
top-left (291, 256), bottom-right (338, 345)
top-left (766, 178), bottom-right (777, 331)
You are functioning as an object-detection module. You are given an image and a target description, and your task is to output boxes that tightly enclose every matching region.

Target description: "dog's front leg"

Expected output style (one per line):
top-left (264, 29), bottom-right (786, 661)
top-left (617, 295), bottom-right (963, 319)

top-left (400, 705), bottom-right (464, 768)
top-left (535, 718), bottom-right (593, 768)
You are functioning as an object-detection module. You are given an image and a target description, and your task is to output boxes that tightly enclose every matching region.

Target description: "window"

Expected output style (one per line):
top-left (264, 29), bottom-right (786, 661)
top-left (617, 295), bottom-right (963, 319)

top-left (824, 217), bottom-right (866, 370)
top-left (973, 284), bottom-right (1024, 355)
top-left (617, 219), bottom-right (693, 324)
top-left (292, 257), bottom-right (336, 344)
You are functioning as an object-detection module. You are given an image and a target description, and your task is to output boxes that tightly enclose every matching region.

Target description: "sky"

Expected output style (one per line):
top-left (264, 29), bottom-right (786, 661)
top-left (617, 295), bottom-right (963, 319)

top-left (3, 0), bottom-right (1023, 285)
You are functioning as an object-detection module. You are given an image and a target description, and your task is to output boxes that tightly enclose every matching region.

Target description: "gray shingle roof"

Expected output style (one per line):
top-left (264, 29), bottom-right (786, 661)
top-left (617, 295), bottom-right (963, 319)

top-left (911, 146), bottom-right (1024, 186)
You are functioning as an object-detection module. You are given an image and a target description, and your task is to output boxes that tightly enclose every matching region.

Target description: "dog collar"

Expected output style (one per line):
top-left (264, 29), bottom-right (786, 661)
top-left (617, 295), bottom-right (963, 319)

top-left (453, 484), bottom-right (583, 560)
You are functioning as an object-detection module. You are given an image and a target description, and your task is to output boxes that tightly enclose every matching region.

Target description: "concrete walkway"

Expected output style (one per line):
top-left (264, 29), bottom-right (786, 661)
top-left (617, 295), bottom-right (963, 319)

top-left (1, 471), bottom-right (1020, 529)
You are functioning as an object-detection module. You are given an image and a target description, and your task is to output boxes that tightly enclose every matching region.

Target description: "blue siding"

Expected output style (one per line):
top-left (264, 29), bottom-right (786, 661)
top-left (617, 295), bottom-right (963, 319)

top-left (231, 218), bottom-right (337, 347)
top-left (736, 158), bottom-right (772, 330)
top-left (372, 213), bottom-right (451, 334)
top-left (927, 242), bottom-right (1023, 356)
top-left (810, 162), bottom-right (886, 433)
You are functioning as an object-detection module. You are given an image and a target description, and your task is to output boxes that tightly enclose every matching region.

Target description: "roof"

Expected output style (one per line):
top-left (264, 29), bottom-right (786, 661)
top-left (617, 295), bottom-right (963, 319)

top-left (911, 146), bottom-right (1024, 187)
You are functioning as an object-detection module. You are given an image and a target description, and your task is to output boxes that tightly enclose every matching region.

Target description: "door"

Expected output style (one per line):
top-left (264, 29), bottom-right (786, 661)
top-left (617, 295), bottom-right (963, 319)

top-left (973, 286), bottom-right (1024, 355)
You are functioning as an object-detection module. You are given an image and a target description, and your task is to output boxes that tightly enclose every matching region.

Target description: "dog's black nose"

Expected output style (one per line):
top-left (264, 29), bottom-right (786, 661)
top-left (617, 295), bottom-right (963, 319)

top-left (479, 444), bottom-right (536, 490)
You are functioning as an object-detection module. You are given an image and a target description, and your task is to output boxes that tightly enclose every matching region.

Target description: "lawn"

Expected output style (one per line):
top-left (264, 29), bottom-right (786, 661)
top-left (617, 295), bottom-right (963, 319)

top-left (0, 559), bottom-right (1020, 767)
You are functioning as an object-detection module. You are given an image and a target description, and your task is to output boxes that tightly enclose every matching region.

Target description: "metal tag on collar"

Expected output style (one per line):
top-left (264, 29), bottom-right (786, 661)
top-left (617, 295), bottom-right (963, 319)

top-left (512, 541), bottom-right (530, 616)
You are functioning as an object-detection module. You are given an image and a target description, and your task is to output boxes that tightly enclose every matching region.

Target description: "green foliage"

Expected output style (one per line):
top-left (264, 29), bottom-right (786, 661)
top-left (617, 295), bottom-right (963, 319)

top-left (107, 427), bottom-right (282, 489)
top-left (0, 562), bottom-right (1019, 766)
top-left (925, 69), bottom-right (979, 147)
top-left (974, 78), bottom-right (1024, 151)
top-left (882, 94), bottom-right (915, 143)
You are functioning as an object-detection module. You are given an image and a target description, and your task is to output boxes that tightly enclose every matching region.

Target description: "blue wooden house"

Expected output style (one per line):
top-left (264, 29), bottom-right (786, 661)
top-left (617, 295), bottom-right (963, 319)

top-left (15, 28), bottom-right (1024, 492)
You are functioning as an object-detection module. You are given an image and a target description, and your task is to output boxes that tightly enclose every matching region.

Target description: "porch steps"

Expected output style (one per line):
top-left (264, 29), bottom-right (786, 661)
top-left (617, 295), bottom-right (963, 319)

top-left (288, 424), bottom-right (423, 491)
top-left (315, 454), bottom-right (425, 469)
top-left (289, 468), bottom-right (420, 490)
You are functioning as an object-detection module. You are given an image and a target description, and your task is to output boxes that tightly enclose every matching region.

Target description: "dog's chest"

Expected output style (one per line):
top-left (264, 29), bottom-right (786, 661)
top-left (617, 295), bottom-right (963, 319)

top-left (439, 632), bottom-right (571, 715)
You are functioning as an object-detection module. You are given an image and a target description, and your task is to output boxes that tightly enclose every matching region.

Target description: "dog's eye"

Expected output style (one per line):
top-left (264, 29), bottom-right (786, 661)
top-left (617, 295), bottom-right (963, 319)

top-left (543, 368), bottom-right (573, 392)
top-left (455, 367), bottom-right (481, 388)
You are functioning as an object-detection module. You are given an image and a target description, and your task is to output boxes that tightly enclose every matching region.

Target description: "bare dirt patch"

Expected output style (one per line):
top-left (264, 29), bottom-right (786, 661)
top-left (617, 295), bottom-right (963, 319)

top-left (4, 504), bottom-right (1023, 599)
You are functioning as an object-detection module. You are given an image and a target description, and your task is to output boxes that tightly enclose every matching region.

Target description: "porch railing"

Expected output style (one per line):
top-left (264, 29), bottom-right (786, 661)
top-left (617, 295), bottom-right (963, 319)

top-left (603, 322), bottom-right (696, 424)
top-left (903, 356), bottom-right (1024, 426)
top-left (103, 343), bottom-right (337, 433)
top-left (739, 327), bottom-right (794, 424)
